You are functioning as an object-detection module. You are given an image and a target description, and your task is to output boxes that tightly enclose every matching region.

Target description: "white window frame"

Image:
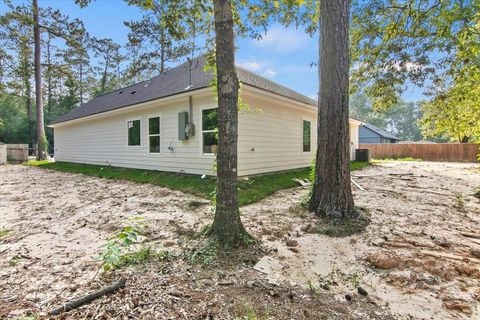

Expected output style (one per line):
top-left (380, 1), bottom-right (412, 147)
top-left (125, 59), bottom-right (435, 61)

top-left (302, 119), bottom-right (312, 153)
top-left (147, 115), bottom-right (161, 154)
top-left (199, 105), bottom-right (218, 156)
top-left (126, 118), bottom-right (142, 148)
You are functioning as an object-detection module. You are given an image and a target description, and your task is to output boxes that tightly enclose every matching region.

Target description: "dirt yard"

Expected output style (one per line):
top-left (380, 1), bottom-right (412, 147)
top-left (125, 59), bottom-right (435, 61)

top-left (1, 162), bottom-right (479, 319)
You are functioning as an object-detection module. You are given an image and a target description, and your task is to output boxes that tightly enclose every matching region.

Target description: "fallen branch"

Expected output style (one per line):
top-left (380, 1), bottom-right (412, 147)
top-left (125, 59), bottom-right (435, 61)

top-left (50, 277), bottom-right (126, 316)
top-left (460, 232), bottom-right (480, 240)
top-left (351, 178), bottom-right (365, 191)
top-left (421, 250), bottom-right (480, 264)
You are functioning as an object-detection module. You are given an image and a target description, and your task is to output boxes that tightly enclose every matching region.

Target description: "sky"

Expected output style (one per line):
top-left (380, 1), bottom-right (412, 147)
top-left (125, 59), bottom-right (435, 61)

top-left (1, 0), bottom-right (425, 102)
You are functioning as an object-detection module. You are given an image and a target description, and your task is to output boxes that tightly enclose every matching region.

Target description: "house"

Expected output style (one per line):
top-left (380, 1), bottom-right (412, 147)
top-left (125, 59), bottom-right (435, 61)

top-left (359, 123), bottom-right (400, 144)
top-left (50, 56), bottom-right (363, 176)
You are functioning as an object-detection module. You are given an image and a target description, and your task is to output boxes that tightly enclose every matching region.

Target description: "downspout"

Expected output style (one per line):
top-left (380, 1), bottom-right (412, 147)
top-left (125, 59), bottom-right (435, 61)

top-left (189, 95), bottom-right (193, 125)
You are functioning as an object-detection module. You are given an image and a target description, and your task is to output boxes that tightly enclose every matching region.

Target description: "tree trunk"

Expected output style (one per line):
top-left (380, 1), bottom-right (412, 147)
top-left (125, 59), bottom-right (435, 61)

top-left (101, 56), bottom-right (108, 92)
top-left (33, 0), bottom-right (46, 160)
top-left (25, 73), bottom-right (34, 149)
top-left (309, 0), bottom-right (354, 220)
top-left (20, 42), bottom-right (34, 148)
top-left (46, 33), bottom-right (52, 113)
top-left (160, 27), bottom-right (165, 74)
top-left (210, 0), bottom-right (249, 249)
top-left (79, 56), bottom-right (83, 106)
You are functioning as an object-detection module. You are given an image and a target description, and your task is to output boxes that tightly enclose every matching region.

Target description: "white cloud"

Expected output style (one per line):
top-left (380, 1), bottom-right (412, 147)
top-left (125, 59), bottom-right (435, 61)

top-left (238, 59), bottom-right (277, 78)
top-left (253, 25), bottom-right (312, 54)
top-left (262, 68), bottom-right (277, 78)
top-left (238, 61), bottom-right (262, 71)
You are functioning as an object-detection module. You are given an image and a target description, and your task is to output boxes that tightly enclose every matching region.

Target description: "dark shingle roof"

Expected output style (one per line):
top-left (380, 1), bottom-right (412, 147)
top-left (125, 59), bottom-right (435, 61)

top-left (362, 123), bottom-right (400, 140)
top-left (52, 55), bottom-right (316, 125)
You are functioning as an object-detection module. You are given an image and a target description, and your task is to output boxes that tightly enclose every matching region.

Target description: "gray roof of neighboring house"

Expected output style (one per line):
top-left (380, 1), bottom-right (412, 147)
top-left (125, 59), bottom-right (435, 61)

top-left (52, 55), bottom-right (316, 125)
top-left (361, 123), bottom-right (400, 140)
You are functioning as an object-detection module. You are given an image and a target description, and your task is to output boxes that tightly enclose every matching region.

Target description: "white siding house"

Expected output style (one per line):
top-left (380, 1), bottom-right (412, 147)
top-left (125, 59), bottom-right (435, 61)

top-left (50, 57), bottom-right (362, 176)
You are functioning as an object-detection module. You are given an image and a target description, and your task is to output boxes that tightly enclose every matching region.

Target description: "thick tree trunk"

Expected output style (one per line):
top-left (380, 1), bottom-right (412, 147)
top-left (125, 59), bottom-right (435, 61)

top-left (33, 0), bottom-right (46, 160)
top-left (309, 0), bottom-right (355, 220)
top-left (210, 0), bottom-right (249, 249)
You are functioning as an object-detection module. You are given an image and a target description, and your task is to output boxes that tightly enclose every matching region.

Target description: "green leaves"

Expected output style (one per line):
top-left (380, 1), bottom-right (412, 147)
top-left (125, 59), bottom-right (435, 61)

top-left (100, 217), bottom-right (145, 271)
top-left (420, 63), bottom-right (480, 142)
top-left (350, 0), bottom-right (480, 111)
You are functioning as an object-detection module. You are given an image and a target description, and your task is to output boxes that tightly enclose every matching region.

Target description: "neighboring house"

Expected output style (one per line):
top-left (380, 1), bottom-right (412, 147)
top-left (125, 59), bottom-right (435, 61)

top-left (50, 56), bottom-right (363, 176)
top-left (359, 123), bottom-right (400, 144)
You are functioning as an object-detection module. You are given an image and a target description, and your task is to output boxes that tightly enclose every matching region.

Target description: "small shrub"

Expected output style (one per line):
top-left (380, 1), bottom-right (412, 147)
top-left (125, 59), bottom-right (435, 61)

top-left (347, 271), bottom-right (362, 288)
top-left (100, 217), bottom-right (171, 271)
top-left (9, 255), bottom-right (20, 267)
top-left (454, 192), bottom-right (466, 212)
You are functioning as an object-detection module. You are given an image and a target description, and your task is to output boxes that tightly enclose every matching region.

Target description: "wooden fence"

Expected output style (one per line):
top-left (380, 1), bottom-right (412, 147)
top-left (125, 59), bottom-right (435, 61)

top-left (359, 143), bottom-right (479, 162)
top-left (0, 143), bottom-right (6, 165)
top-left (7, 144), bottom-right (28, 162)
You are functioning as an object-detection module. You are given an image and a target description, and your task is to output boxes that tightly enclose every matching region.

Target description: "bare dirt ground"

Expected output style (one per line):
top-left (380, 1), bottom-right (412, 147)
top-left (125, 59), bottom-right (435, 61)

top-left (0, 161), bottom-right (479, 319)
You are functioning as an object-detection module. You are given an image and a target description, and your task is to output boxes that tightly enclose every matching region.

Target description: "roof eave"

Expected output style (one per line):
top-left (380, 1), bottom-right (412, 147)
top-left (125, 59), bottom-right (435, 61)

top-left (49, 87), bottom-right (212, 128)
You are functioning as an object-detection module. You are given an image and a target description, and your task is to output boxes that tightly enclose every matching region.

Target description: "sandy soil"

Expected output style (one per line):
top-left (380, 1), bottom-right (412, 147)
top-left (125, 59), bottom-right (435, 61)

top-left (0, 162), bottom-right (479, 319)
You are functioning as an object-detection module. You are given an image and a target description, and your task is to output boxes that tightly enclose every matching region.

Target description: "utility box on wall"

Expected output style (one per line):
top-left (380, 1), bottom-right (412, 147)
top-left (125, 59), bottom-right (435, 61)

top-left (178, 111), bottom-right (188, 140)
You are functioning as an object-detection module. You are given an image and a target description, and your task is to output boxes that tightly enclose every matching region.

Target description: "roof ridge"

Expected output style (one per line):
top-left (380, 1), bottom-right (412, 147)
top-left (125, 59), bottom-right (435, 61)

top-left (88, 56), bottom-right (208, 101)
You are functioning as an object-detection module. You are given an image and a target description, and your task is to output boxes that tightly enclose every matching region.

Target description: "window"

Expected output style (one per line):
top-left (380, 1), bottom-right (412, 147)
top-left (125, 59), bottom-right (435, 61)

top-left (202, 108), bottom-right (218, 154)
top-left (127, 119), bottom-right (141, 146)
top-left (149, 117), bottom-right (160, 153)
top-left (303, 120), bottom-right (311, 152)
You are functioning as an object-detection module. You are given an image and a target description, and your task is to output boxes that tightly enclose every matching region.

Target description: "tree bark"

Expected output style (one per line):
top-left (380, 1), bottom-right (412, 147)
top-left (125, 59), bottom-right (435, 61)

top-left (309, 0), bottom-right (355, 220)
top-left (79, 53), bottom-right (83, 106)
top-left (33, 0), bottom-right (47, 160)
top-left (210, 0), bottom-right (249, 248)
top-left (46, 33), bottom-right (52, 113)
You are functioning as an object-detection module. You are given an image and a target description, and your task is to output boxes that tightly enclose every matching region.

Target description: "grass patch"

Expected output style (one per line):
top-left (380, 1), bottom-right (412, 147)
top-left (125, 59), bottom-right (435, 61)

top-left (120, 245), bottom-right (174, 267)
top-left (26, 160), bottom-right (369, 206)
top-left (231, 301), bottom-right (270, 320)
top-left (373, 156), bottom-right (422, 162)
top-left (317, 208), bottom-right (371, 237)
top-left (0, 228), bottom-right (10, 238)
top-left (26, 161), bottom-right (216, 199)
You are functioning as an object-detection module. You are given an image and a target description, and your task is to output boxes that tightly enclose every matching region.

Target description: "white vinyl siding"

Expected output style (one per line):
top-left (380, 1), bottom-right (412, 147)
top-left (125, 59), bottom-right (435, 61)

top-left (236, 92), bottom-right (317, 176)
top-left (54, 88), bottom-right (359, 176)
top-left (54, 95), bottom-right (217, 175)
